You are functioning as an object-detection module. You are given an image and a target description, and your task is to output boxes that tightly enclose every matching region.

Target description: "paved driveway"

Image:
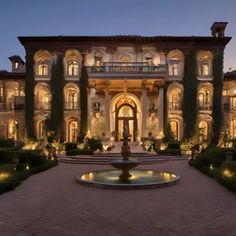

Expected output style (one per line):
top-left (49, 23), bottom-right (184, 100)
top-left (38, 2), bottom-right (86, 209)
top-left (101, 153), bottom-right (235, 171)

top-left (0, 161), bottom-right (235, 236)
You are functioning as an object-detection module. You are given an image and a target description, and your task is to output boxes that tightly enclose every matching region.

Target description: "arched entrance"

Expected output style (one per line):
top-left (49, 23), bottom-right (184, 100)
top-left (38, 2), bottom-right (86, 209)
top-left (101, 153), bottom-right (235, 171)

top-left (115, 99), bottom-right (137, 141)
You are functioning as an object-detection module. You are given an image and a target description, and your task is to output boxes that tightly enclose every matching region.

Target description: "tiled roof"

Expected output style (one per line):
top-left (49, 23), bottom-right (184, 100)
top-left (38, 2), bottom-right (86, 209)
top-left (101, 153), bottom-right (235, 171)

top-left (0, 71), bottom-right (25, 80)
top-left (18, 35), bottom-right (231, 45)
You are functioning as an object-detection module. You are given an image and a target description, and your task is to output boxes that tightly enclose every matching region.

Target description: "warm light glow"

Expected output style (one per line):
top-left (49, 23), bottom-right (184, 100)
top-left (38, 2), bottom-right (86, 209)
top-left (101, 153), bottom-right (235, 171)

top-left (223, 169), bottom-right (233, 177)
top-left (26, 165), bottom-right (30, 170)
top-left (147, 170), bottom-right (154, 176)
top-left (0, 172), bottom-right (10, 181)
top-left (210, 164), bottom-right (214, 170)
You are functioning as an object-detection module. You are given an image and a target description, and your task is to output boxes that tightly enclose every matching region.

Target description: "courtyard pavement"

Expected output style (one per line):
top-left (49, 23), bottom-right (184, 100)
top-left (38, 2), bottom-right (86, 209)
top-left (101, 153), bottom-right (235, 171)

top-left (0, 160), bottom-right (236, 236)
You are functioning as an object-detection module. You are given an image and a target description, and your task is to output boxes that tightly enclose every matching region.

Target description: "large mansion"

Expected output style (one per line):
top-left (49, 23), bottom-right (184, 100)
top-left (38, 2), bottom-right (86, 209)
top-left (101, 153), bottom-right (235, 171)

top-left (0, 22), bottom-right (233, 143)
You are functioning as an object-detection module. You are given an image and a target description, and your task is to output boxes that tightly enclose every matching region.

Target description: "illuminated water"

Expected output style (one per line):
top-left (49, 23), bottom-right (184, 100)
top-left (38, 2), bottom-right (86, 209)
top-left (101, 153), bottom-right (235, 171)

top-left (77, 169), bottom-right (180, 189)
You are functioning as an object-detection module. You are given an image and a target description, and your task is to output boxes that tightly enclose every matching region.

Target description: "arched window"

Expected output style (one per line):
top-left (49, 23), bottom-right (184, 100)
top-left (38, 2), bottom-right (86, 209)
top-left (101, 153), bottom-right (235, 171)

top-left (118, 105), bottom-right (133, 117)
top-left (67, 60), bottom-right (79, 76)
top-left (230, 119), bottom-right (236, 138)
top-left (34, 50), bottom-right (51, 77)
top-left (167, 50), bottom-right (184, 76)
top-left (64, 84), bottom-right (80, 110)
top-left (168, 86), bottom-right (182, 111)
top-left (0, 82), bottom-right (3, 102)
top-left (230, 97), bottom-right (236, 110)
top-left (65, 50), bottom-right (80, 77)
top-left (94, 50), bottom-right (103, 67)
top-left (35, 85), bottom-right (51, 110)
top-left (169, 121), bottom-right (178, 140)
top-left (8, 120), bottom-right (18, 140)
top-left (197, 51), bottom-right (213, 76)
top-left (38, 120), bottom-right (46, 138)
top-left (68, 120), bottom-right (78, 142)
top-left (199, 121), bottom-right (208, 141)
top-left (198, 88), bottom-right (211, 110)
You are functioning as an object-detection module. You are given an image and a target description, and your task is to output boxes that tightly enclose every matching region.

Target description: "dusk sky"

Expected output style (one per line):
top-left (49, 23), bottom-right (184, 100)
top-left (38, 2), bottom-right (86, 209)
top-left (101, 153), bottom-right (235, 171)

top-left (0, 0), bottom-right (235, 71)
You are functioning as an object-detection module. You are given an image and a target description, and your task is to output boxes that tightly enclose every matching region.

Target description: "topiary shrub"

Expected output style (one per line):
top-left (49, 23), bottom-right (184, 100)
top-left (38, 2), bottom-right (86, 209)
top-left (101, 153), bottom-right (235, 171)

top-left (85, 138), bottom-right (103, 151)
top-left (66, 149), bottom-right (94, 156)
top-left (65, 142), bottom-right (78, 152)
top-left (0, 139), bottom-right (15, 148)
top-left (167, 142), bottom-right (181, 149)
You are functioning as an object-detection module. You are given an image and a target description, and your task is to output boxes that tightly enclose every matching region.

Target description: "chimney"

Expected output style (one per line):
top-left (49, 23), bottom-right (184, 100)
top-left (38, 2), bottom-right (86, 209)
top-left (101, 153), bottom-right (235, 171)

top-left (211, 22), bottom-right (228, 38)
top-left (9, 55), bottom-right (25, 73)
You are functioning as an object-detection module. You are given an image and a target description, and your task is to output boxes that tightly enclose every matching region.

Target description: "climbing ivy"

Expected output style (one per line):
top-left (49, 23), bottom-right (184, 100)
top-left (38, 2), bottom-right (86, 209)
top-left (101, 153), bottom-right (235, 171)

top-left (79, 64), bottom-right (88, 135)
top-left (25, 49), bottom-right (36, 138)
top-left (50, 54), bottom-right (64, 138)
top-left (212, 52), bottom-right (224, 144)
top-left (182, 49), bottom-right (198, 139)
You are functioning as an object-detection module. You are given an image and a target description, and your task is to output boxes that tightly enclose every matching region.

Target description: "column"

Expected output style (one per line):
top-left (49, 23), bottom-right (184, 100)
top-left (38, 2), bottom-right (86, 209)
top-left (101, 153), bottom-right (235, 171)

top-left (141, 80), bottom-right (147, 137)
top-left (87, 87), bottom-right (92, 136)
top-left (158, 88), bottom-right (164, 136)
top-left (104, 81), bottom-right (110, 137)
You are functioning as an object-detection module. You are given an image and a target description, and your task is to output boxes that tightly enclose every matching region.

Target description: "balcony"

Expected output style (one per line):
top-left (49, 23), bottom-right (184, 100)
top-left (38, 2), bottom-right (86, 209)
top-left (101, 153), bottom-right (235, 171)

top-left (198, 104), bottom-right (212, 111)
top-left (64, 102), bottom-right (80, 110)
top-left (86, 62), bottom-right (166, 78)
top-left (168, 102), bottom-right (182, 111)
top-left (35, 102), bottom-right (51, 110)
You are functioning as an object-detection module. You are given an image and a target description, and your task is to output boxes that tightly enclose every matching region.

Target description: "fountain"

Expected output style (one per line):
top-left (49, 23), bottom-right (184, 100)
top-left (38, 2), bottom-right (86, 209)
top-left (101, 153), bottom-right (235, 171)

top-left (77, 124), bottom-right (180, 189)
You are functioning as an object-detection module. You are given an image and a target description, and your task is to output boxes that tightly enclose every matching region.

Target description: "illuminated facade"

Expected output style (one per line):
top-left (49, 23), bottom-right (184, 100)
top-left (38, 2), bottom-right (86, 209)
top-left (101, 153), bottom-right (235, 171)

top-left (0, 22), bottom-right (232, 142)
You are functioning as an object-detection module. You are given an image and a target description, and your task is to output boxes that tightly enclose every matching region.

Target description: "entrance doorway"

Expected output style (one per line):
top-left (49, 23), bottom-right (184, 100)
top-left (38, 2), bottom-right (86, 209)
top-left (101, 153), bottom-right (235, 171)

top-left (115, 103), bottom-right (137, 141)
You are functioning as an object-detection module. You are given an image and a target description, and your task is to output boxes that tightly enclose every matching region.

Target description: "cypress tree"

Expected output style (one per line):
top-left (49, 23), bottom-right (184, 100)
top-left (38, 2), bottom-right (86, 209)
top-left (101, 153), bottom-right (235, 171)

top-left (79, 64), bottom-right (88, 135)
top-left (25, 49), bottom-right (36, 138)
top-left (182, 49), bottom-right (198, 139)
top-left (212, 52), bottom-right (224, 144)
top-left (50, 54), bottom-right (64, 138)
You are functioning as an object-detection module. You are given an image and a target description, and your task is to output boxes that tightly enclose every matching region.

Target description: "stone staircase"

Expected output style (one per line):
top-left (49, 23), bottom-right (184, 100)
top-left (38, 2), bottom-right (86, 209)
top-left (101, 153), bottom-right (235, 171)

top-left (58, 142), bottom-right (188, 165)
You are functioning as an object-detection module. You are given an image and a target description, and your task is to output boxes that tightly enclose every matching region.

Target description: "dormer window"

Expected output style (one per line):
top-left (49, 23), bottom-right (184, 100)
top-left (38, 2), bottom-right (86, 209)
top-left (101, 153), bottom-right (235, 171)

top-left (67, 60), bottom-right (79, 76)
top-left (14, 62), bottom-right (19, 70)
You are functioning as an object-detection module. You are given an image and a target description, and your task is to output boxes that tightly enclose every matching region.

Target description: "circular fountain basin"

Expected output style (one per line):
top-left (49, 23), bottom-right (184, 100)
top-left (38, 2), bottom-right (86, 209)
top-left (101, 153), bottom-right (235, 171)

top-left (76, 169), bottom-right (180, 189)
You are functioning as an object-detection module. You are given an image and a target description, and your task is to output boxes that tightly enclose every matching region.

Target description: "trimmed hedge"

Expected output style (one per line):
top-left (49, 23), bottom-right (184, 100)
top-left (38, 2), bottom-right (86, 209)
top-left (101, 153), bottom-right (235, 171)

top-left (189, 147), bottom-right (236, 192)
top-left (0, 139), bottom-right (15, 148)
top-left (65, 142), bottom-right (78, 152)
top-left (0, 159), bottom-right (57, 194)
top-left (157, 148), bottom-right (182, 155)
top-left (66, 149), bottom-right (94, 156)
top-left (0, 149), bottom-right (45, 166)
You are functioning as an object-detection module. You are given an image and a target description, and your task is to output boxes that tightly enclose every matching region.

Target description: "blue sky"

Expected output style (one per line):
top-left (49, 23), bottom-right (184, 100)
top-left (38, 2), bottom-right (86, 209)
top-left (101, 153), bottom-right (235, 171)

top-left (0, 0), bottom-right (235, 71)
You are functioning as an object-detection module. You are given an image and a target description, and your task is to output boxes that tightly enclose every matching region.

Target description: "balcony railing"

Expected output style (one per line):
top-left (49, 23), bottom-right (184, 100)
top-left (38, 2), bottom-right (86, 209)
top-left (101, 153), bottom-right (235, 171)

top-left (168, 102), bottom-right (182, 111)
top-left (198, 104), bottom-right (212, 110)
top-left (64, 102), bottom-right (80, 110)
top-left (35, 102), bottom-right (51, 110)
top-left (86, 62), bottom-right (166, 75)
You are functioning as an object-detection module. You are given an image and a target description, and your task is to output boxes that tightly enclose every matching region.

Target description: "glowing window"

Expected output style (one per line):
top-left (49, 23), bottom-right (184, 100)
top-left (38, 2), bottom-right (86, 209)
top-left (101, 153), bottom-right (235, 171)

top-left (168, 63), bottom-right (178, 76)
top-left (198, 60), bottom-right (210, 76)
top-left (14, 62), bottom-right (19, 70)
top-left (170, 121), bottom-right (178, 140)
top-left (67, 60), bottom-right (79, 76)
top-left (38, 63), bottom-right (49, 76)
top-left (230, 119), bottom-right (236, 137)
top-left (118, 105), bottom-right (133, 117)
top-left (199, 121), bottom-right (208, 140)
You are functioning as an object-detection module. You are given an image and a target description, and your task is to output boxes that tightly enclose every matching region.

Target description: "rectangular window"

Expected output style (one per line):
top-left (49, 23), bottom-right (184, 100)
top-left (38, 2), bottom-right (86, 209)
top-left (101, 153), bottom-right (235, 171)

top-left (198, 61), bottom-right (209, 76)
top-left (169, 63), bottom-right (178, 76)
top-left (14, 62), bottom-right (19, 70)
top-left (38, 64), bottom-right (48, 76)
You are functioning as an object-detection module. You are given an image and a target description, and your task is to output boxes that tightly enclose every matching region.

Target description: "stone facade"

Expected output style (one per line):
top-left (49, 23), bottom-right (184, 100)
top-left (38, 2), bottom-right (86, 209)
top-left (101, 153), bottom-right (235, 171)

top-left (0, 22), bottom-right (232, 142)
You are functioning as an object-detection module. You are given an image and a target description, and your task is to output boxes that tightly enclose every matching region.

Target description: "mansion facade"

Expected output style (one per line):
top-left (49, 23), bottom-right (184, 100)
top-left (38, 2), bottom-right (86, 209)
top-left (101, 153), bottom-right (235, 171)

top-left (0, 22), bottom-right (233, 143)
